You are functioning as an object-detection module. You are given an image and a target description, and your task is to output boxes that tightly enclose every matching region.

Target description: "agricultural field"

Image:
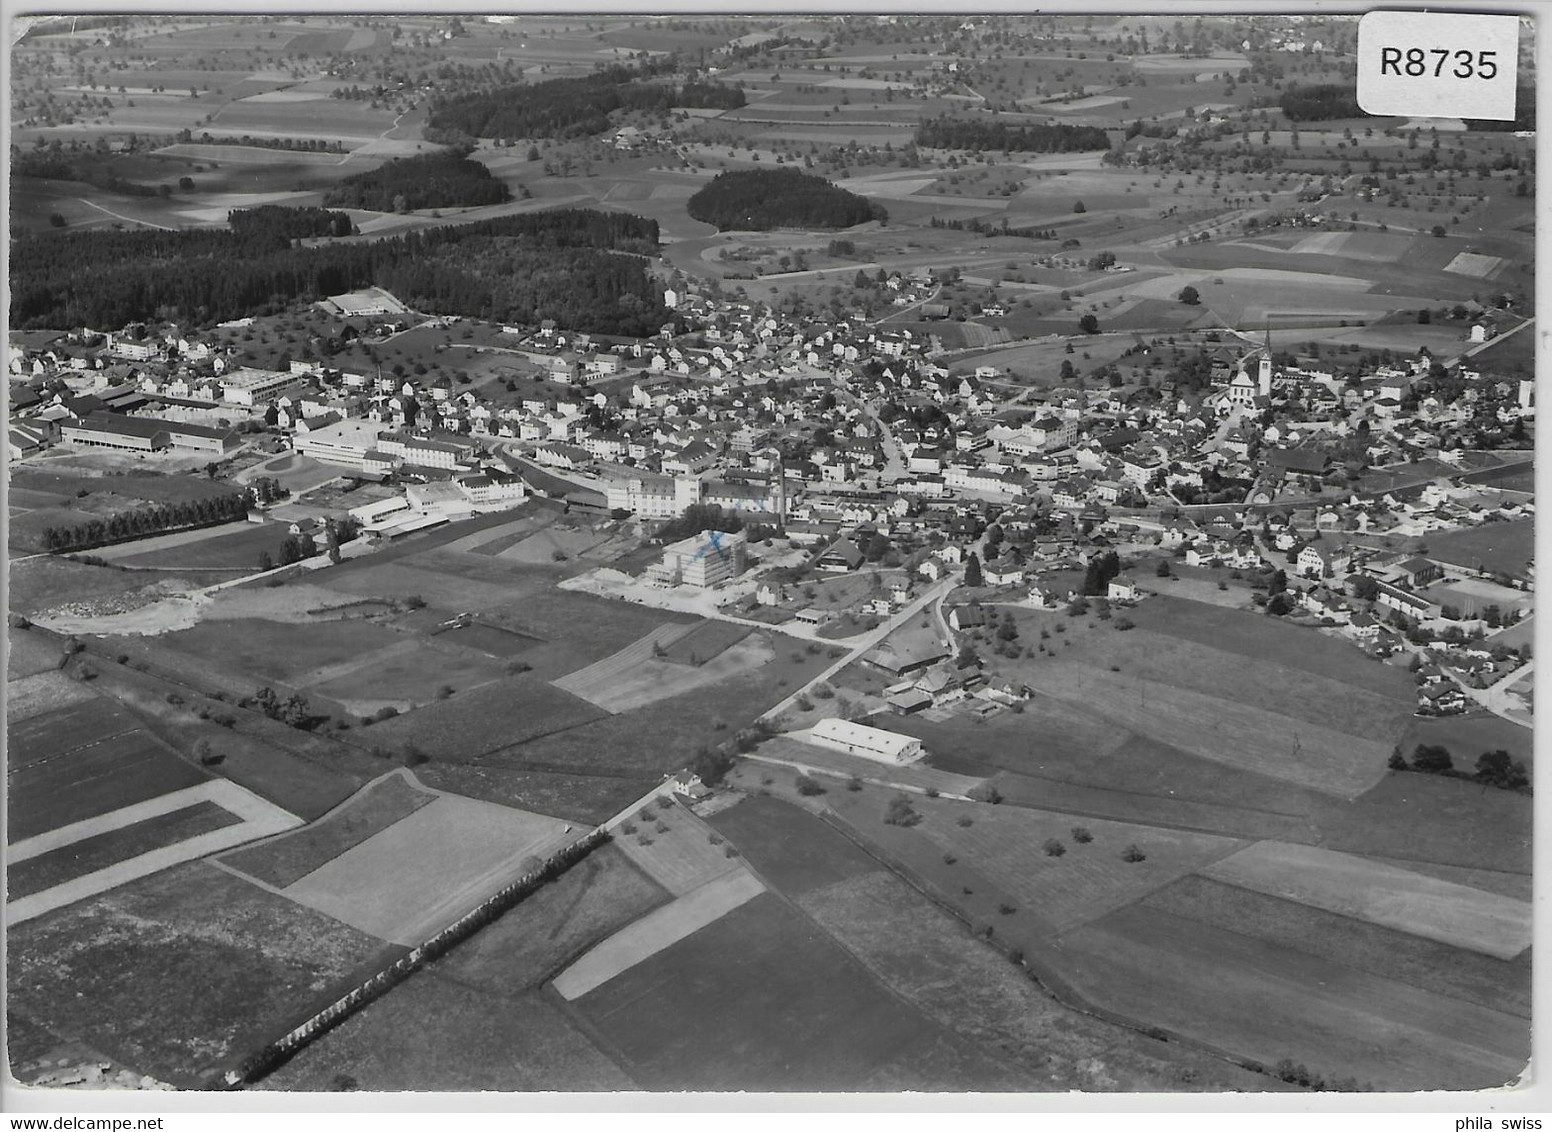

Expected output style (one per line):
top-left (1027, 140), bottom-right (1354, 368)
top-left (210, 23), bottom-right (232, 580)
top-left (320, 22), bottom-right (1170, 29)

top-left (1055, 903), bottom-right (1527, 1092)
top-left (234, 779), bottom-right (575, 946)
top-left (8, 697), bottom-right (210, 842)
top-left (1200, 842), bottom-right (1532, 960)
top-left (219, 770), bottom-right (434, 889)
top-left (8, 860), bottom-right (392, 1087)
top-left (569, 890), bottom-right (1027, 1092)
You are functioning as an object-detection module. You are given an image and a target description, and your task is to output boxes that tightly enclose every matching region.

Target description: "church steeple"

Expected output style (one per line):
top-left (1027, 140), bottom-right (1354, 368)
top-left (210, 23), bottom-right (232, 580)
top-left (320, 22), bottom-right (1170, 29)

top-left (1257, 322), bottom-right (1274, 397)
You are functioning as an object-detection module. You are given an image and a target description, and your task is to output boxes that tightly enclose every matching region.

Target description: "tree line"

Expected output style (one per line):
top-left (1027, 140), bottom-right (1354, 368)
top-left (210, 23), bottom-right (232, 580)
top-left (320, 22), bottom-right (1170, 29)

top-left (228, 205), bottom-right (355, 240)
top-left (45, 490), bottom-right (252, 552)
top-left (424, 60), bottom-right (733, 143)
top-left (12, 208), bottom-right (665, 335)
top-left (929, 215), bottom-right (1057, 240)
top-left (11, 147), bottom-right (161, 198)
top-left (687, 168), bottom-right (886, 231)
top-left (322, 148), bottom-right (512, 212)
top-left (915, 117), bottom-right (1111, 154)
top-left (1278, 83), bottom-right (1366, 122)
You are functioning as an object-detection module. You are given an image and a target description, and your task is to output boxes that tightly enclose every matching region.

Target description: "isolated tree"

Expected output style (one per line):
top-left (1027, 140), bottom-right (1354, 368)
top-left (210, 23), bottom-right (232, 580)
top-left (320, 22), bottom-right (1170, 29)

top-left (963, 552), bottom-right (984, 587)
top-left (1178, 285), bottom-right (1200, 305)
top-left (1411, 743), bottom-right (1453, 774)
top-left (1079, 313), bottom-right (1100, 334)
top-left (1387, 749), bottom-right (1409, 772)
top-left (1072, 199), bottom-right (1087, 213)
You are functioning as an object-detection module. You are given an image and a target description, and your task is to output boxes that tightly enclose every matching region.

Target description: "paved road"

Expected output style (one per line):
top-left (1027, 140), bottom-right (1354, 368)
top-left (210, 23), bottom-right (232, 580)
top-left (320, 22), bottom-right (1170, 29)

top-left (1445, 316), bottom-right (1533, 369)
top-left (759, 573), bottom-right (958, 723)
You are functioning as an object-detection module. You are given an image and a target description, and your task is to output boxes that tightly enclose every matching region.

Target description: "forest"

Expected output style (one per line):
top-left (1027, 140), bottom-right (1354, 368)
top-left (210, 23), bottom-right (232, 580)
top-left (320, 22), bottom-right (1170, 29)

top-left (322, 149), bottom-right (511, 212)
top-left (915, 117), bottom-right (1111, 153)
top-left (11, 147), bottom-right (161, 197)
top-left (1278, 83), bottom-right (1366, 122)
top-left (686, 168), bottom-right (885, 231)
top-left (427, 62), bottom-right (744, 142)
top-left (11, 208), bottom-right (667, 337)
top-left (227, 205), bottom-right (355, 240)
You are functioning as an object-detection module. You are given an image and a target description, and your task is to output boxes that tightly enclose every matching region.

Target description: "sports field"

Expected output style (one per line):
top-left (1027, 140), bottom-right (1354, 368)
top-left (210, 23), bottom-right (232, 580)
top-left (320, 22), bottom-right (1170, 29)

top-left (276, 792), bottom-right (574, 945)
top-left (1201, 842), bottom-right (1533, 959)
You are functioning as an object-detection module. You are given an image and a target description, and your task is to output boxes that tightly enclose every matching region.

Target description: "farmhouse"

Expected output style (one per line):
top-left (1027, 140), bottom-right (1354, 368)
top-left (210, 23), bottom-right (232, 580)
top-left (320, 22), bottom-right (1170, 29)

top-left (808, 718), bottom-right (925, 765)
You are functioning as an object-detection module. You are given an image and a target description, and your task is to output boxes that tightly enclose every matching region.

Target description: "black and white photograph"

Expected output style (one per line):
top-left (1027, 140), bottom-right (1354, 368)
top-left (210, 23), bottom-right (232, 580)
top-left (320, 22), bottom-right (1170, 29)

top-left (3, 3), bottom-right (1539, 1108)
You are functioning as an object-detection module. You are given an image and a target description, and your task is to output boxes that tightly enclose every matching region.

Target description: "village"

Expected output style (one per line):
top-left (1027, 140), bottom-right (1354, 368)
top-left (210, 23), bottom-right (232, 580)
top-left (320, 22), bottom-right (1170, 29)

top-left (7, 267), bottom-right (1535, 733)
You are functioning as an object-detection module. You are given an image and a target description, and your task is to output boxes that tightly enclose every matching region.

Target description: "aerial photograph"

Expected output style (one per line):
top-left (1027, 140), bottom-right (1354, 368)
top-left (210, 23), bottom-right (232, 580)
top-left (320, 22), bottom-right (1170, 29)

top-left (4, 8), bottom-right (1536, 1100)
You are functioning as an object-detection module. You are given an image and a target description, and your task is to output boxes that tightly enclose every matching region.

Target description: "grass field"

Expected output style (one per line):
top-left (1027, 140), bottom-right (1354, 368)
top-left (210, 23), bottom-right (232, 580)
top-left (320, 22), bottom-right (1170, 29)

top-left (1420, 518), bottom-right (1534, 580)
top-left (658, 619), bottom-right (752, 665)
top-left (254, 979), bottom-right (633, 1092)
top-left (1398, 711), bottom-right (1534, 764)
top-left (801, 866), bottom-right (1265, 1092)
top-left (8, 860), bottom-right (389, 1086)
top-left (1142, 875), bottom-right (1531, 1019)
top-left (7, 557), bottom-right (168, 615)
top-left (555, 629), bottom-right (775, 715)
top-left (275, 792), bottom-right (574, 945)
top-left (8, 801), bottom-right (241, 901)
top-left (309, 639), bottom-right (509, 713)
top-left (1025, 661), bottom-right (1392, 799)
top-left (220, 771), bottom-right (434, 889)
top-left (433, 843), bottom-right (668, 991)
top-left (612, 798), bottom-right (744, 896)
top-left (108, 522), bottom-right (294, 570)
top-left (1056, 903), bottom-right (1528, 1092)
top-left (7, 628), bottom-right (64, 680)
top-left (571, 890), bottom-right (1026, 1091)
top-left (8, 700), bottom-right (210, 842)
top-left (360, 676), bottom-right (606, 761)
top-left (553, 869), bottom-right (766, 1001)
top-left (161, 617), bottom-right (407, 687)
top-left (708, 793), bottom-right (884, 898)
top-left (902, 795), bottom-right (1246, 936)
top-left (1200, 842), bottom-right (1532, 959)
top-left (6, 671), bottom-right (100, 723)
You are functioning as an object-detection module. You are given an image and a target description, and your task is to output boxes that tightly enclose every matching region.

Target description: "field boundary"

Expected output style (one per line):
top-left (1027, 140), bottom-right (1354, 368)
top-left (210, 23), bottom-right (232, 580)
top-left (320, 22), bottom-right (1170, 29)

top-left (552, 869), bottom-right (765, 1001)
top-left (8, 779), bottom-right (302, 925)
top-left (810, 805), bottom-right (1291, 1089)
top-left (226, 828), bottom-right (609, 1089)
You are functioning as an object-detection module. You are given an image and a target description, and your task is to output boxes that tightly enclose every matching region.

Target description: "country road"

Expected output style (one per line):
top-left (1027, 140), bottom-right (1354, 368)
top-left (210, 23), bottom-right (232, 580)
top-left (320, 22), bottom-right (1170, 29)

top-left (759, 574), bottom-right (958, 724)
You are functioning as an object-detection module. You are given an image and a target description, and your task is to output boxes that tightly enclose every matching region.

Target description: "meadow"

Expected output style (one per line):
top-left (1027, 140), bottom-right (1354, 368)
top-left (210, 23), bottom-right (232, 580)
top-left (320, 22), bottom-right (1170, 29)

top-left (570, 890), bottom-right (1023, 1092)
top-left (8, 860), bottom-right (392, 1087)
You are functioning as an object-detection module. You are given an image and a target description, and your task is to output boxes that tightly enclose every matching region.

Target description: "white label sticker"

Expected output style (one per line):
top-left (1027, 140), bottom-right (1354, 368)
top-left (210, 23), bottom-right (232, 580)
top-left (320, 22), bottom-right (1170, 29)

top-left (1357, 11), bottom-right (1520, 121)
